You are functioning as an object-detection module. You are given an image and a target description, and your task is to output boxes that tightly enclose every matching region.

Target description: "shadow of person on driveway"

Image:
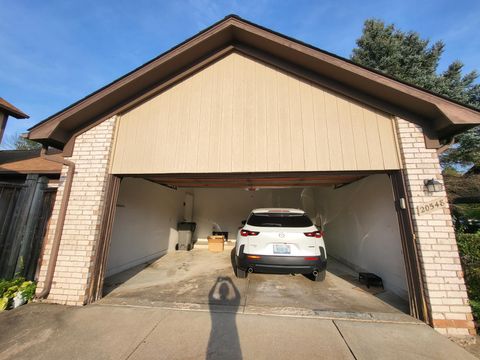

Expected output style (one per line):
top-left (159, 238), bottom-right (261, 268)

top-left (207, 276), bottom-right (242, 360)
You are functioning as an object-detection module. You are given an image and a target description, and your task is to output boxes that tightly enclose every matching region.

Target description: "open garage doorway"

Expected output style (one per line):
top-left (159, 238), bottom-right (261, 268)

top-left (98, 172), bottom-right (419, 321)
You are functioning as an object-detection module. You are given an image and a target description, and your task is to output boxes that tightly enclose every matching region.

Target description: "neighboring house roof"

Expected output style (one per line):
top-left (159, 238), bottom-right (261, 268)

top-left (0, 149), bottom-right (62, 175)
top-left (444, 170), bottom-right (480, 205)
top-left (464, 165), bottom-right (480, 177)
top-left (27, 15), bottom-right (480, 152)
top-left (0, 98), bottom-right (29, 119)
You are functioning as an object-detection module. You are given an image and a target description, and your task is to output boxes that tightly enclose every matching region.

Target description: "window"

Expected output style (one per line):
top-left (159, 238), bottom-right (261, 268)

top-left (247, 213), bottom-right (313, 227)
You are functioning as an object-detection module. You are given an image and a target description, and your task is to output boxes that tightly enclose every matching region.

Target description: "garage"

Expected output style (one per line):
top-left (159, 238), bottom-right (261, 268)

top-left (99, 171), bottom-right (412, 319)
top-left (27, 16), bottom-right (480, 335)
top-left (92, 48), bottom-right (418, 318)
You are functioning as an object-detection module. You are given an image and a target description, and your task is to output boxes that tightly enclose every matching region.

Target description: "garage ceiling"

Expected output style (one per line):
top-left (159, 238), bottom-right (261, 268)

top-left (142, 172), bottom-right (368, 188)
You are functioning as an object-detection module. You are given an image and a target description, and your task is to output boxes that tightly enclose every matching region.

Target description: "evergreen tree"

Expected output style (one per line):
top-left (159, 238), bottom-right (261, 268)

top-left (13, 135), bottom-right (42, 150)
top-left (351, 19), bottom-right (480, 168)
top-left (0, 134), bottom-right (42, 150)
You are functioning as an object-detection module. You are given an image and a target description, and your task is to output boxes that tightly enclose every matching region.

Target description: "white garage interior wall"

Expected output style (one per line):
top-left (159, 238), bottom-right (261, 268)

top-left (190, 187), bottom-right (303, 241)
top-left (106, 178), bottom-right (186, 276)
top-left (106, 175), bottom-right (407, 299)
top-left (312, 174), bottom-right (408, 299)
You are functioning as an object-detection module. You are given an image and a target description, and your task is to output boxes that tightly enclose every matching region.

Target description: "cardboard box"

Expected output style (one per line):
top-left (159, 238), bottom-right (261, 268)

top-left (208, 235), bottom-right (225, 252)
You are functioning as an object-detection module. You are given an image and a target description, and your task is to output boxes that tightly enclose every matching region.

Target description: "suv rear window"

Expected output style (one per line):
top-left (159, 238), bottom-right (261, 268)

top-left (247, 213), bottom-right (313, 227)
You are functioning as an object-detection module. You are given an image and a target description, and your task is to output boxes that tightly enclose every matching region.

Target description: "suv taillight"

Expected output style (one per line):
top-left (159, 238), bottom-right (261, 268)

top-left (240, 229), bottom-right (260, 237)
top-left (304, 231), bottom-right (323, 238)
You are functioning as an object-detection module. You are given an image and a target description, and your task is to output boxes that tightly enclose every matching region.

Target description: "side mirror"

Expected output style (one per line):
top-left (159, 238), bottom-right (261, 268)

top-left (241, 220), bottom-right (247, 226)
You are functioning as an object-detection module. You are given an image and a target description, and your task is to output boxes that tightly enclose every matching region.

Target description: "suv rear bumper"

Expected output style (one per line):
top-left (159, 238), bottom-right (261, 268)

top-left (236, 245), bottom-right (327, 274)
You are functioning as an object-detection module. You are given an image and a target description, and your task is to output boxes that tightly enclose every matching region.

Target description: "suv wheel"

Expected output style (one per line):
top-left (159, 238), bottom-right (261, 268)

top-left (236, 267), bottom-right (247, 279)
top-left (314, 270), bottom-right (326, 282)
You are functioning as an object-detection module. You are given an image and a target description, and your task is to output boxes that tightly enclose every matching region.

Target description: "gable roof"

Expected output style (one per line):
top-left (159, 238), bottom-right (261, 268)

top-left (0, 98), bottom-right (29, 119)
top-left (27, 15), bottom-right (480, 151)
top-left (0, 149), bottom-right (61, 175)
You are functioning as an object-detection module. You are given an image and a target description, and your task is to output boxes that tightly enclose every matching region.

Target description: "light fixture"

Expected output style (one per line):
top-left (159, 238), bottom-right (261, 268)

top-left (424, 179), bottom-right (443, 192)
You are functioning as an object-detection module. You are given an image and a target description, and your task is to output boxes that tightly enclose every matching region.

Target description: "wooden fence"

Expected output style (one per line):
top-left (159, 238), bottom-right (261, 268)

top-left (0, 175), bottom-right (56, 280)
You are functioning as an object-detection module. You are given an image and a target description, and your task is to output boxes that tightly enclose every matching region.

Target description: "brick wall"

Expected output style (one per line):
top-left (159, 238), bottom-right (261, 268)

top-left (395, 117), bottom-right (475, 336)
top-left (36, 117), bottom-right (117, 305)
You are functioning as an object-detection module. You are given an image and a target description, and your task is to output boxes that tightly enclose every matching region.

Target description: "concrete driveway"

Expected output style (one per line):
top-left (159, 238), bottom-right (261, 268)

top-left (0, 303), bottom-right (476, 360)
top-left (101, 248), bottom-right (410, 322)
top-left (1, 249), bottom-right (475, 359)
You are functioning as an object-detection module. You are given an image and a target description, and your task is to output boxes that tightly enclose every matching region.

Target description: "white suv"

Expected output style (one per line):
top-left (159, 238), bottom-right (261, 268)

top-left (234, 208), bottom-right (327, 281)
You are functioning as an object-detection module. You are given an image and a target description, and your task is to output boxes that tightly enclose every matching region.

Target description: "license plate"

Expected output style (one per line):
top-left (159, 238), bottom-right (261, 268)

top-left (273, 244), bottom-right (291, 254)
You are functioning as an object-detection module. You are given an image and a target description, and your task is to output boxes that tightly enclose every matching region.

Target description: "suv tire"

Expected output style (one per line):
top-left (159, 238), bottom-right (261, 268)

top-left (236, 267), bottom-right (247, 279)
top-left (314, 270), bottom-right (326, 282)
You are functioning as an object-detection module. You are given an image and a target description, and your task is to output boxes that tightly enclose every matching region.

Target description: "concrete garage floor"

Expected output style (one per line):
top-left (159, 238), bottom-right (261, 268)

top-left (101, 248), bottom-right (410, 322)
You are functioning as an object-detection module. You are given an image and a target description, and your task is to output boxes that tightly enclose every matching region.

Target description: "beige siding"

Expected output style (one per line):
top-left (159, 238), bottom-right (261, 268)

top-left (111, 52), bottom-right (401, 174)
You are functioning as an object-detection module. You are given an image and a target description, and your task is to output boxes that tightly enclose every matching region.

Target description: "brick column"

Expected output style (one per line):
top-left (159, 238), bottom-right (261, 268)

top-left (395, 117), bottom-right (475, 336)
top-left (36, 117), bottom-right (117, 306)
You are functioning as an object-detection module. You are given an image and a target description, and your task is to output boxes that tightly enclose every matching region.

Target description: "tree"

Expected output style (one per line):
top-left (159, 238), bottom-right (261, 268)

top-left (0, 134), bottom-right (42, 150)
top-left (13, 136), bottom-right (42, 150)
top-left (351, 19), bottom-right (480, 168)
top-left (442, 126), bottom-right (480, 168)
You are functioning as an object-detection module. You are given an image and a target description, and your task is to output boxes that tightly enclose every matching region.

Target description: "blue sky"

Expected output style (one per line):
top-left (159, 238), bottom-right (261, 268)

top-left (1, 0), bottom-right (479, 146)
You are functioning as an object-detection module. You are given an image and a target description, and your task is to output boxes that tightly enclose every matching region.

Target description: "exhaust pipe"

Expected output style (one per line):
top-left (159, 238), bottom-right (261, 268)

top-left (247, 267), bottom-right (254, 273)
top-left (313, 270), bottom-right (319, 277)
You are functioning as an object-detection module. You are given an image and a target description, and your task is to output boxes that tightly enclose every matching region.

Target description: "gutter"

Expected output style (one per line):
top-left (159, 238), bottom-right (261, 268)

top-left (36, 146), bottom-right (75, 299)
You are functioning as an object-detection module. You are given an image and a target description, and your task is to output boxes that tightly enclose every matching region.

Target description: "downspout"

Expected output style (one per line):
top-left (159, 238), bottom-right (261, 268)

top-left (37, 146), bottom-right (76, 299)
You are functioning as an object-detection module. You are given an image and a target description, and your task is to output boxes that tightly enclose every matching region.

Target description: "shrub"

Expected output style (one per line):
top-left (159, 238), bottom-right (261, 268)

top-left (0, 277), bottom-right (36, 311)
top-left (457, 232), bottom-right (480, 320)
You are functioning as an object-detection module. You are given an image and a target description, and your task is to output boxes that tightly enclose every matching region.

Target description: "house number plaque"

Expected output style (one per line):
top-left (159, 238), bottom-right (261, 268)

top-left (416, 198), bottom-right (448, 215)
